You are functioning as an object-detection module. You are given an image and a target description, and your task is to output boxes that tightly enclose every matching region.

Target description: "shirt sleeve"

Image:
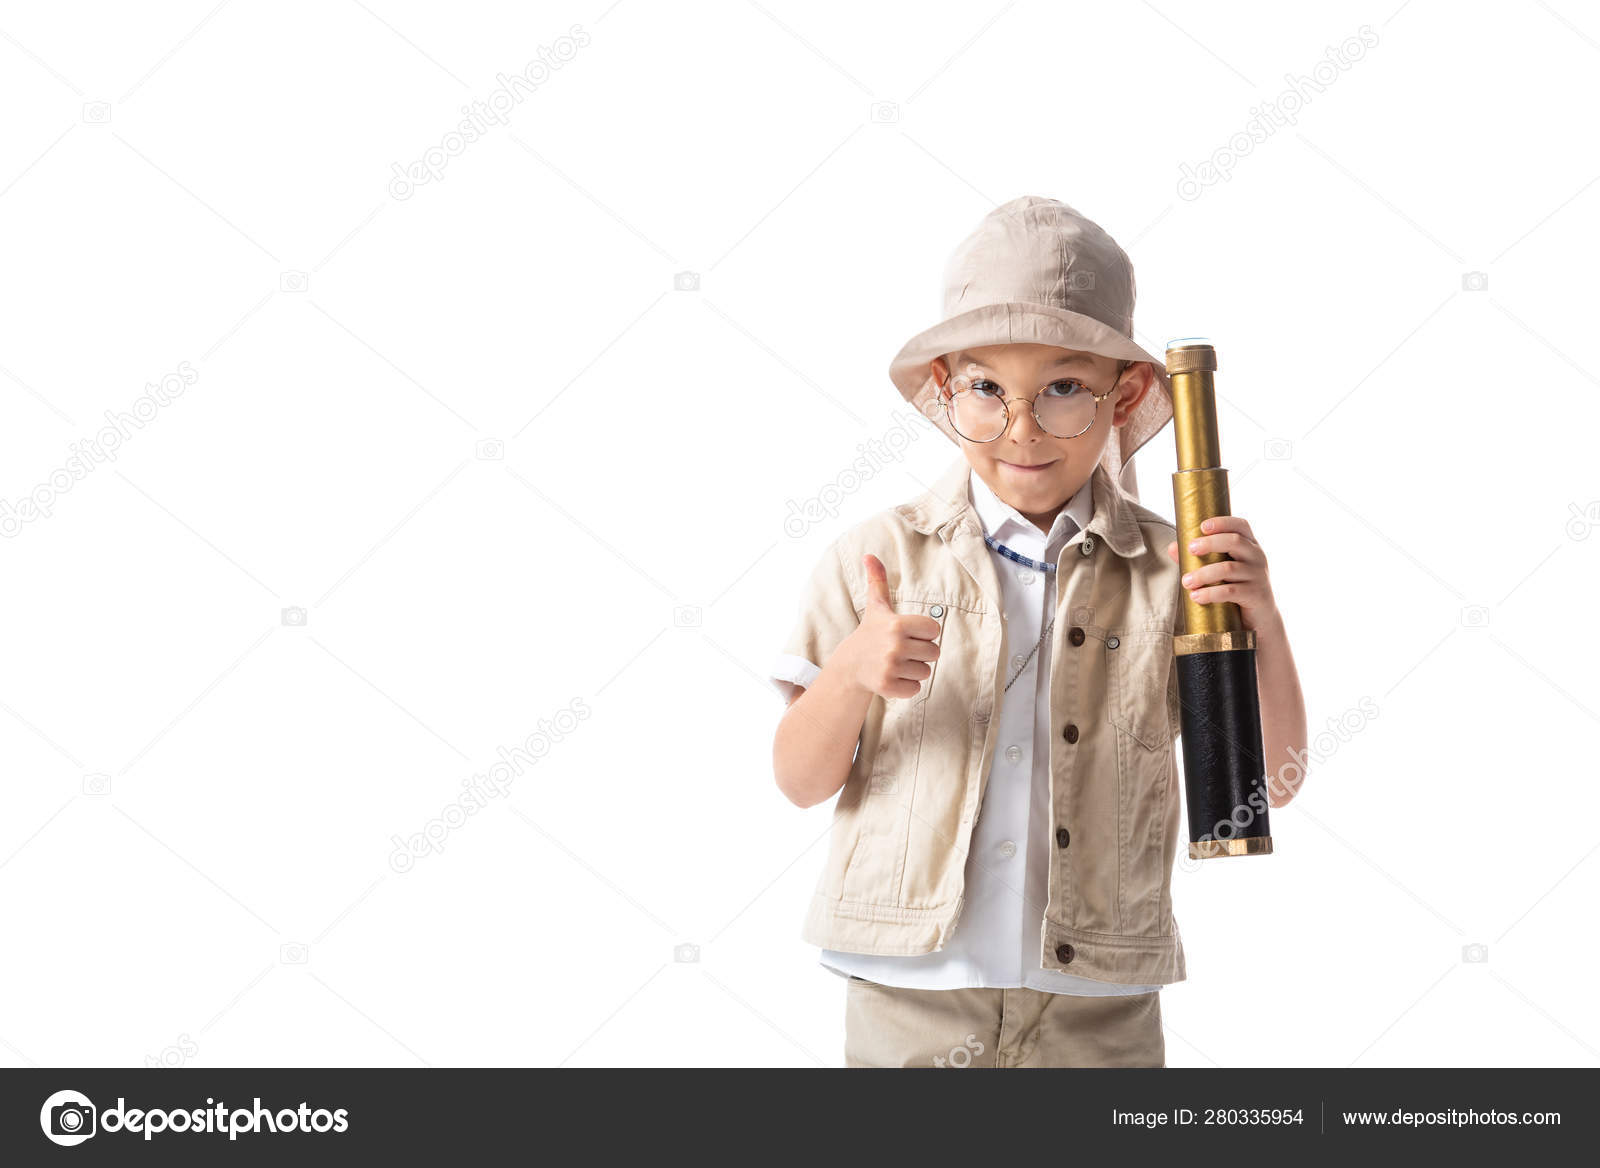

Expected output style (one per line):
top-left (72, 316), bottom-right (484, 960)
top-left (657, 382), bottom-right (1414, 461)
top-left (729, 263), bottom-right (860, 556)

top-left (770, 538), bottom-right (861, 705)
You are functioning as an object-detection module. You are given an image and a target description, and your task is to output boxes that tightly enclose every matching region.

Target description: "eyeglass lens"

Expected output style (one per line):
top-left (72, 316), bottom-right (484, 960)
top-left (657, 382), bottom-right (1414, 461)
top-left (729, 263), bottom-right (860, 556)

top-left (947, 382), bottom-right (1098, 441)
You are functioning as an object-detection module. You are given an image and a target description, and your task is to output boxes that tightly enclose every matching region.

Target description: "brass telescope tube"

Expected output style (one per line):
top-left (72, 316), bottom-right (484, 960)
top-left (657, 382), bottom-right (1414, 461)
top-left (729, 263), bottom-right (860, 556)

top-left (1167, 339), bottom-right (1273, 860)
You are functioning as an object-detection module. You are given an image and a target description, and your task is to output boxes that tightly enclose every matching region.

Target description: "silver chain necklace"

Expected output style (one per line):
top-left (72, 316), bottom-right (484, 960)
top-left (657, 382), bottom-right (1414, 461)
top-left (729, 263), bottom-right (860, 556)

top-left (987, 530), bottom-right (1060, 693)
top-left (1004, 613), bottom-right (1054, 692)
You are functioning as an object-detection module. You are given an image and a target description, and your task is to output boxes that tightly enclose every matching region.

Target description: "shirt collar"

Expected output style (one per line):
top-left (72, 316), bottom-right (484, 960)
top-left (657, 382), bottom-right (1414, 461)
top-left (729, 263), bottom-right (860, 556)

top-left (967, 465), bottom-right (1096, 558)
top-left (902, 453), bottom-right (1151, 559)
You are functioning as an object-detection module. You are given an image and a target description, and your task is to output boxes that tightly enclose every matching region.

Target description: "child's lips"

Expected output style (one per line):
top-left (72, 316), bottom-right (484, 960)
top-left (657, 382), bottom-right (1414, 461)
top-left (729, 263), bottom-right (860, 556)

top-left (1000, 459), bottom-right (1057, 474)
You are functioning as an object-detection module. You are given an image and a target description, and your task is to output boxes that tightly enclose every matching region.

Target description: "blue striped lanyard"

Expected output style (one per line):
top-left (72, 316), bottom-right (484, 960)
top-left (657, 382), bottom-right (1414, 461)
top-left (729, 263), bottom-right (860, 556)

top-left (983, 533), bottom-right (1057, 574)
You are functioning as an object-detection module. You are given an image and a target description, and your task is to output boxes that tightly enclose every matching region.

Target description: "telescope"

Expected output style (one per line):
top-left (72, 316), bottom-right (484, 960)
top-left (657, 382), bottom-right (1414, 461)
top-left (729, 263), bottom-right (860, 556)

top-left (1166, 339), bottom-right (1273, 860)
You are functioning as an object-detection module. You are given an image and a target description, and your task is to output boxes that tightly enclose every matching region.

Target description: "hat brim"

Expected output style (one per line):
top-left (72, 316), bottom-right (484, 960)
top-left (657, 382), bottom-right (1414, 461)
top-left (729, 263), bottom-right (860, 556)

top-left (888, 301), bottom-right (1174, 486)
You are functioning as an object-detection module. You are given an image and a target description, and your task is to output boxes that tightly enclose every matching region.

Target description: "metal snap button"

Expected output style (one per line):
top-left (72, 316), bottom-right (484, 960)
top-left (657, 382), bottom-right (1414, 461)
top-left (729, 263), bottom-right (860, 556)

top-left (1079, 536), bottom-right (1094, 556)
top-left (930, 604), bottom-right (944, 618)
top-left (1004, 744), bottom-right (1022, 764)
top-left (1107, 635), bottom-right (1120, 649)
top-left (998, 840), bottom-right (1016, 859)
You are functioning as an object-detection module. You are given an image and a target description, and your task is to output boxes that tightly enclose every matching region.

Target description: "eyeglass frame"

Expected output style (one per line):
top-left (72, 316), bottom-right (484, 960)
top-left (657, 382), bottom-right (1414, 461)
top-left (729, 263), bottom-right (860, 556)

top-left (936, 359), bottom-right (1130, 442)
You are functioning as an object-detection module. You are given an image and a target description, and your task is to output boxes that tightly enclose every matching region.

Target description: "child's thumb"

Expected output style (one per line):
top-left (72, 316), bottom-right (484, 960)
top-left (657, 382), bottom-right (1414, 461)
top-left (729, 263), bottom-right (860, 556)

top-left (862, 554), bottom-right (893, 612)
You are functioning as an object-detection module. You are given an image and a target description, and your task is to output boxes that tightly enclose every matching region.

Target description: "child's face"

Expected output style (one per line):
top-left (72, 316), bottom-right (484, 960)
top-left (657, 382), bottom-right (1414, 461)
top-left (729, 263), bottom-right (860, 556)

top-left (931, 342), bottom-right (1153, 532)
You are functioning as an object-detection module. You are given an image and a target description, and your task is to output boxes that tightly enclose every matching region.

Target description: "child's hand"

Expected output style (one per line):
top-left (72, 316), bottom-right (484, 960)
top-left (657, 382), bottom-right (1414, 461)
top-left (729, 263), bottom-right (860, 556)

top-left (1165, 516), bottom-right (1280, 632)
top-left (841, 554), bottom-right (943, 700)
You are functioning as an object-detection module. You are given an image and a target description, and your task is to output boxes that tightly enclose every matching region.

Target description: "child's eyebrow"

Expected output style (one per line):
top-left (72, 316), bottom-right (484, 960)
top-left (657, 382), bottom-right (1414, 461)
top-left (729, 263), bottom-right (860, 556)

top-left (954, 351), bottom-right (1096, 371)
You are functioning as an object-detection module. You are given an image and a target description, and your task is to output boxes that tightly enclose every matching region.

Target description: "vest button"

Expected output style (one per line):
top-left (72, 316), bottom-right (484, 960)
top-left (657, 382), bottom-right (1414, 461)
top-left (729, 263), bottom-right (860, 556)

top-left (930, 604), bottom-right (944, 618)
top-left (1107, 635), bottom-right (1120, 649)
top-left (1068, 626), bottom-right (1085, 646)
top-left (1055, 943), bottom-right (1075, 963)
top-left (1056, 827), bottom-right (1070, 848)
top-left (1079, 536), bottom-right (1094, 556)
top-left (1062, 723), bottom-right (1079, 744)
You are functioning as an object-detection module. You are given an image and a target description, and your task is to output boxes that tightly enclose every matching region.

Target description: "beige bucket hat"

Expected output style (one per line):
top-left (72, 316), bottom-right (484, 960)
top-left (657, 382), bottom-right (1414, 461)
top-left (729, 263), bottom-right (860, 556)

top-left (888, 195), bottom-right (1174, 501)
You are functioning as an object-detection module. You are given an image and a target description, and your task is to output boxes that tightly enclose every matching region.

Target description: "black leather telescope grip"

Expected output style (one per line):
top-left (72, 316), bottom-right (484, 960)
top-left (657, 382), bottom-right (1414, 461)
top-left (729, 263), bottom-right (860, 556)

top-left (1176, 647), bottom-right (1271, 847)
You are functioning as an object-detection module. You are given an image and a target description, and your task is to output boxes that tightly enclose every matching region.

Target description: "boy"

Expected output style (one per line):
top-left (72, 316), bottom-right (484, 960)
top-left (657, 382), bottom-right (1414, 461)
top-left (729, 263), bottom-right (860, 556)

top-left (770, 196), bottom-right (1308, 1068)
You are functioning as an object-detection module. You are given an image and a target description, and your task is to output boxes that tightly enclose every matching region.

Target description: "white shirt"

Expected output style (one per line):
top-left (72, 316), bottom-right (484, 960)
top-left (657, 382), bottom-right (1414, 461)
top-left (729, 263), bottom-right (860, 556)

top-left (794, 468), bottom-right (1162, 995)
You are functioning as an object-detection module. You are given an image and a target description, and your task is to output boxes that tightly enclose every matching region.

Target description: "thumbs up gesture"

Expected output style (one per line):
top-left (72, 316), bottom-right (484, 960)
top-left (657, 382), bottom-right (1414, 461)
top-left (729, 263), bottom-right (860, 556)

top-left (841, 554), bottom-right (943, 700)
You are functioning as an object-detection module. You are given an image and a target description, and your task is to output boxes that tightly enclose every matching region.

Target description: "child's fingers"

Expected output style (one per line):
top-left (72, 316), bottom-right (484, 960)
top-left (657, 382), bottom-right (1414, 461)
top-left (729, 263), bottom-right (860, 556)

top-left (1187, 582), bottom-right (1248, 606)
top-left (1197, 515), bottom-right (1256, 540)
top-left (1185, 530), bottom-right (1259, 562)
top-left (894, 658), bottom-right (933, 682)
top-left (1181, 560), bottom-right (1253, 590)
top-left (863, 554), bottom-right (894, 612)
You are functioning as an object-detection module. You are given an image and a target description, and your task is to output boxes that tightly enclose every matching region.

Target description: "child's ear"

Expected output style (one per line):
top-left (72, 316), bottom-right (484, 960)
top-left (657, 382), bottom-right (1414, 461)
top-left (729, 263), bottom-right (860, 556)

top-left (930, 355), bottom-right (951, 399)
top-left (1111, 361), bottom-right (1156, 423)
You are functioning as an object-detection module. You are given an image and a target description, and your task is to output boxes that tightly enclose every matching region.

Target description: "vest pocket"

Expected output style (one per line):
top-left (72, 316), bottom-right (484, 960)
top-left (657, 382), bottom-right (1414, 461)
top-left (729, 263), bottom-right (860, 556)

top-left (839, 597), bottom-right (954, 904)
top-left (1108, 629), bottom-right (1175, 750)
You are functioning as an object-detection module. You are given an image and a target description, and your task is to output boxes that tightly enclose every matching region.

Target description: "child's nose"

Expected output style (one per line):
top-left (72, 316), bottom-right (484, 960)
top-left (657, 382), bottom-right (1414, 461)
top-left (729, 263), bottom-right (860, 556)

top-left (1005, 400), bottom-right (1045, 438)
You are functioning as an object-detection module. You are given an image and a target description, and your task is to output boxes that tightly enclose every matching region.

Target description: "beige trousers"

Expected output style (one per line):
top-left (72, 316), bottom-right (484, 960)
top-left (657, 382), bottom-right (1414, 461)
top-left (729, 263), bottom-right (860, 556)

top-left (843, 975), bottom-right (1165, 1068)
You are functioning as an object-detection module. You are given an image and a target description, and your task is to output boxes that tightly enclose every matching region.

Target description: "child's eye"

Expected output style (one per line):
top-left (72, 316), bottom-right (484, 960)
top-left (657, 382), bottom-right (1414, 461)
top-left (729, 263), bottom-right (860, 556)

top-left (1043, 378), bottom-right (1088, 398)
top-left (971, 379), bottom-right (1002, 398)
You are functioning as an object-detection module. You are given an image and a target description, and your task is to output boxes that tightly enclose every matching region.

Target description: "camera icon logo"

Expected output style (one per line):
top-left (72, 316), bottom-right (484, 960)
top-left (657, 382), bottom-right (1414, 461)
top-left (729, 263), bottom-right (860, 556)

top-left (1566, 501), bottom-right (1600, 541)
top-left (1461, 271), bottom-right (1488, 292)
top-left (1459, 604), bottom-right (1489, 628)
top-left (1462, 943), bottom-right (1488, 963)
top-left (40, 1090), bottom-right (97, 1146)
top-left (673, 271), bottom-right (700, 292)
top-left (674, 942), bottom-right (700, 963)
top-left (673, 605), bottom-right (702, 628)
top-left (869, 101), bottom-right (900, 123)
top-left (1263, 438), bottom-right (1293, 461)
top-left (475, 439), bottom-right (505, 460)
top-left (280, 942), bottom-right (309, 964)
top-left (1064, 271), bottom-right (1096, 292)
top-left (82, 773), bottom-right (111, 797)
top-left (281, 606), bottom-right (308, 627)
top-left (82, 102), bottom-right (111, 124)
top-left (279, 271), bottom-right (309, 293)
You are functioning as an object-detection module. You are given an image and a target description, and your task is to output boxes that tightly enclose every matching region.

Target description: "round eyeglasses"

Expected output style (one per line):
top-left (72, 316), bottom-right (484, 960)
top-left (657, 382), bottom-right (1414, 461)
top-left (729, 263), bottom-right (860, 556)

top-left (940, 361), bottom-right (1128, 443)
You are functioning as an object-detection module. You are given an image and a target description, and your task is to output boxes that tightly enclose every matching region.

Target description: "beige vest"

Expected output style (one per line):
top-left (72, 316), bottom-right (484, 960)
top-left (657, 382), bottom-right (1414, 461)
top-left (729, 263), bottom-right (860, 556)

top-left (781, 454), bottom-right (1187, 985)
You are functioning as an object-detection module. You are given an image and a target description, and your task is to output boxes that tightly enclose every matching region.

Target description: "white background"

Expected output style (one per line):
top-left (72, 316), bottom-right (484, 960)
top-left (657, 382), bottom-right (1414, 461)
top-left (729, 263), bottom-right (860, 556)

top-left (1, 0), bottom-right (1596, 1068)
